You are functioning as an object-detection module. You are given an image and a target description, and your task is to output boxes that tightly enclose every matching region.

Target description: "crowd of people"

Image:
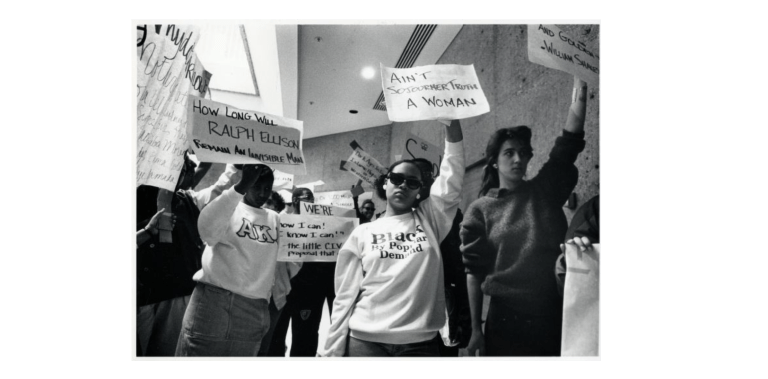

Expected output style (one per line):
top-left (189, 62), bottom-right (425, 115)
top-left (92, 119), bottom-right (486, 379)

top-left (136, 76), bottom-right (597, 357)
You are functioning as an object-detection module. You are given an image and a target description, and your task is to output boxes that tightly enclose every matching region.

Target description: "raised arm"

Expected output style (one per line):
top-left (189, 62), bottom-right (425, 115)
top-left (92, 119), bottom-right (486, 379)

top-left (564, 77), bottom-right (587, 134)
top-left (422, 119), bottom-right (464, 242)
top-left (197, 165), bottom-right (265, 244)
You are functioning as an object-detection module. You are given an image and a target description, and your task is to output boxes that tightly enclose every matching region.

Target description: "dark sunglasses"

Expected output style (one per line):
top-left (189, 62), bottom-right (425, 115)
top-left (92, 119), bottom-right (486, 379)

top-left (387, 173), bottom-right (423, 190)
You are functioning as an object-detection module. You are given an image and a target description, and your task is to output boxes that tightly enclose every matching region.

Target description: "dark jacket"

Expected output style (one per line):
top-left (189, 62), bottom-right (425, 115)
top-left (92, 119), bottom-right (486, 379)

top-left (440, 209), bottom-right (472, 348)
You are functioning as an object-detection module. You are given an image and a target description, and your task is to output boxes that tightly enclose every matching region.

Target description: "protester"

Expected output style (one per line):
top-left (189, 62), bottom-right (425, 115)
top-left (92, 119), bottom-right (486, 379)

top-left (460, 77), bottom-right (588, 356)
top-left (319, 120), bottom-right (463, 357)
top-left (136, 154), bottom-right (228, 357)
top-left (267, 187), bottom-right (336, 357)
top-left (136, 208), bottom-right (174, 248)
top-left (258, 190), bottom-right (302, 356)
top-left (555, 195), bottom-right (599, 296)
top-left (352, 186), bottom-right (376, 225)
top-left (174, 164), bottom-right (279, 356)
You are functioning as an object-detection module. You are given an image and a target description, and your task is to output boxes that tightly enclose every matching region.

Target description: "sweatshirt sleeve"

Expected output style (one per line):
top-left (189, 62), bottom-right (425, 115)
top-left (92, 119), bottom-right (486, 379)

top-left (460, 202), bottom-right (494, 277)
top-left (320, 229), bottom-right (364, 357)
top-left (197, 187), bottom-right (243, 246)
top-left (534, 130), bottom-right (585, 207)
top-left (421, 140), bottom-right (465, 243)
top-left (189, 164), bottom-right (241, 210)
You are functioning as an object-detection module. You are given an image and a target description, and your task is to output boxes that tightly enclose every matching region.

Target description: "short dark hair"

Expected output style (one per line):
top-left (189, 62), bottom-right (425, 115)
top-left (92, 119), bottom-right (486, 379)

top-left (479, 126), bottom-right (533, 196)
top-left (361, 199), bottom-right (375, 209)
top-left (265, 191), bottom-right (286, 212)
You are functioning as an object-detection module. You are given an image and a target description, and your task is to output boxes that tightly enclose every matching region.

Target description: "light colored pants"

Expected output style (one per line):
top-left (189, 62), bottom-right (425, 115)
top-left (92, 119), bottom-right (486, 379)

top-left (137, 296), bottom-right (190, 356)
top-left (175, 282), bottom-right (270, 357)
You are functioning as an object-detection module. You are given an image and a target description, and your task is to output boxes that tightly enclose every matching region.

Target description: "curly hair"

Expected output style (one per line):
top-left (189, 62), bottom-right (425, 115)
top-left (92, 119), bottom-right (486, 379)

top-left (478, 126), bottom-right (533, 197)
top-left (374, 159), bottom-right (425, 207)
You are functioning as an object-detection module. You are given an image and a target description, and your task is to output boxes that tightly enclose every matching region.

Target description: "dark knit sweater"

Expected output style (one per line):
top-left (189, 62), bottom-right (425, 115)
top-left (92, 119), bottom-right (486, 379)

top-left (460, 130), bottom-right (585, 317)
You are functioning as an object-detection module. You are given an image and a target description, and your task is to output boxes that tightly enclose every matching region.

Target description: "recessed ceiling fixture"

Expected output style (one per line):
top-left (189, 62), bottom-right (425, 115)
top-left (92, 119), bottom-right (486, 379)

top-left (349, 110), bottom-right (358, 114)
top-left (361, 66), bottom-right (376, 79)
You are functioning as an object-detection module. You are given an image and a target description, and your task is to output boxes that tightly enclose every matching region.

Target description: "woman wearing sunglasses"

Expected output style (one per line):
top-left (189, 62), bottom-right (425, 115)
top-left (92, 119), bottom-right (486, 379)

top-left (319, 120), bottom-right (464, 357)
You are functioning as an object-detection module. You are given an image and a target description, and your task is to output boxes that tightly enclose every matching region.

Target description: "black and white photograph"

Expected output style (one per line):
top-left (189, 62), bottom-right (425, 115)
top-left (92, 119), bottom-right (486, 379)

top-left (135, 22), bottom-right (600, 358)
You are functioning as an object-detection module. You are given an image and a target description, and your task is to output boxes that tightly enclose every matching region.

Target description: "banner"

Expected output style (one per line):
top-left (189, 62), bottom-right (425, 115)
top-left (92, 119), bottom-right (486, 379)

top-left (561, 243), bottom-right (600, 356)
top-left (343, 148), bottom-right (388, 187)
top-left (188, 95), bottom-right (307, 175)
top-left (314, 190), bottom-right (355, 209)
top-left (380, 63), bottom-right (490, 122)
top-left (277, 214), bottom-right (359, 262)
top-left (402, 131), bottom-right (442, 178)
top-left (137, 24), bottom-right (212, 191)
top-left (300, 201), bottom-right (356, 218)
top-left (527, 24), bottom-right (599, 86)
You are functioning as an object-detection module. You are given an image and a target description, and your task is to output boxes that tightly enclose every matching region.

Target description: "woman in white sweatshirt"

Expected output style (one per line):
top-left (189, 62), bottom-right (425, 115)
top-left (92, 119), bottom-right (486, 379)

top-left (175, 164), bottom-right (279, 357)
top-left (320, 120), bottom-right (463, 357)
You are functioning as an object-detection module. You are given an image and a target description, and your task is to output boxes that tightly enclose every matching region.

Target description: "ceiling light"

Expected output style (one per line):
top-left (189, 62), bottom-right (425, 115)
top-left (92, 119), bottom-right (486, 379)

top-left (361, 67), bottom-right (376, 79)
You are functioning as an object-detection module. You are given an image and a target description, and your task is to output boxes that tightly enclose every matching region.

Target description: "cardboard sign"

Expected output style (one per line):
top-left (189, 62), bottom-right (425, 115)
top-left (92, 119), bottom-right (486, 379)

top-left (188, 95), bottom-right (306, 175)
top-left (527, 24), bottom-right (599, 86)
top-left (343, 148), bottom-right (388, 187)
top-left (272, 169), bottom-right (294, 192)
top-left (277, 214), bottom-right (359, 262)
top-left (380, 63), bottom-right (490, 122)
top-left (137, 24), bottom-right (212, 191)
top-left (300, 201), bottom-right (356, 218)
top-left (402, 131), bottom-right (442, 178)
top-left (561, 243), bottom-right (600, 356)
top-left (314, 190), bottom-right (355, 209)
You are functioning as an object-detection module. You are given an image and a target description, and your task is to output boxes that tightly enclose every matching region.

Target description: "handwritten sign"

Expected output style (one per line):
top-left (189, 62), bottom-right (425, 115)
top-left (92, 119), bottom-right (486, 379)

top-left (343, 148), bottom-right (388, 187)
top-left (561, 243), bottom-right (600, 356)
top-left (380, 63), bottom-right (490, 122)
top-left (527, 24), bottom-right (599, 86)
top-left (188, 95), bottom-right (306, 175)
top-left (272, 169), bottom-right (294, 191)
top-left (315, 190), bottom-right (354, 209)
top-left (277, 214), bottom-right (359, 262)
top-left (300, 201), bottom-right (356, 218)
top-left (137, 24), bottom-right (212, 191)
top-left (402, 131), bottom-right (442, 178)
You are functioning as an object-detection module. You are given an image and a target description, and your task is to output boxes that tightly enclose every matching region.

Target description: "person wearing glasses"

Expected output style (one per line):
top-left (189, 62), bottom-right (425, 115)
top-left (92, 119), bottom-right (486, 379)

top-left (460, 78), bottom-right (589, 356)
top-left (319, 120), bottom-right (464, 357)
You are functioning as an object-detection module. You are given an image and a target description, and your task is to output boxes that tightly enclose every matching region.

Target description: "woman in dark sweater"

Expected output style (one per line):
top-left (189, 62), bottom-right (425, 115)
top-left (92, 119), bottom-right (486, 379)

top-left (460, 77), bottom-right (589, 356)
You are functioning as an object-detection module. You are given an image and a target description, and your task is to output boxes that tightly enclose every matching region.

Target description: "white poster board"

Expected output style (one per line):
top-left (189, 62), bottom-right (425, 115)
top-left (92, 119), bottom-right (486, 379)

top-left (300, 201), bottom-right (356, 218)
top-left (380, 63), bottom-right (490, 122)
top-left (527, 24), bottom-right (599, 85)
top-left (343, 148), bottom-right (388, 187)
top-left (188, 95), bottom-right (306, 175)
top-left (314, 190), bottom-right (355, 209)
top-left (277, 214), bottom-right (358, 262)
top-left (137, 24), bottom-right (211, 191)
top-left (561, 243), bottom-right (600, 356)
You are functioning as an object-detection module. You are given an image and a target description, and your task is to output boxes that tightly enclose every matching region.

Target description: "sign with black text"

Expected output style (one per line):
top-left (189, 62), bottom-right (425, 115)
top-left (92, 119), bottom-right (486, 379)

top-left (527, 24), bottom-right (599, 85)
top-left (277, 214), bottom-right (358, 262)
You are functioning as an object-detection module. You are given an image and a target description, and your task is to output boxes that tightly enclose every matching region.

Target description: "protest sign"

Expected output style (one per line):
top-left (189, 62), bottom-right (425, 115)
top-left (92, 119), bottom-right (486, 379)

top-left (137, 24), bottom-right (212, 191)
top-left (343, 148), bottom-right (388, 187)
top-left (527, 24), bottom-right (599, 86)
top-left (300, 201), bottom-right (356, 218)
top-left (315, 190), bottom-right (354, 209)
top-left (188, 95), bottom-right (306, 175)
top-left (402, 131), bottom-right (442, 178)
top-left (561, 243), bottom-right (600, 356)
top-left (380, 63), bottom-right (490, 122)
top-left (277, 214), bottom-right (359, 262)
top-left (272, 169), bottom-right (294, 191)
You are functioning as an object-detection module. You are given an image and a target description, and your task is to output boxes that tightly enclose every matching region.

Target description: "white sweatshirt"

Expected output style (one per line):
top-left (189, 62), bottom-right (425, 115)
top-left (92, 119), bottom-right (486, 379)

top-left (321, 141), bottom-right (464, 356)
top-left (193, 187), bottom-right (280, 300)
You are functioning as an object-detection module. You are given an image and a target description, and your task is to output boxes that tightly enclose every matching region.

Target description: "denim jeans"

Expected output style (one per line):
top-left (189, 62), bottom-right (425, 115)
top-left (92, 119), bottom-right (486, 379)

top-left (175, 282), bottom-right (270, 357)
top-left (347, 335), bottom-right (440, 357)
top-left (137, 295), bottom-right (190, 356)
